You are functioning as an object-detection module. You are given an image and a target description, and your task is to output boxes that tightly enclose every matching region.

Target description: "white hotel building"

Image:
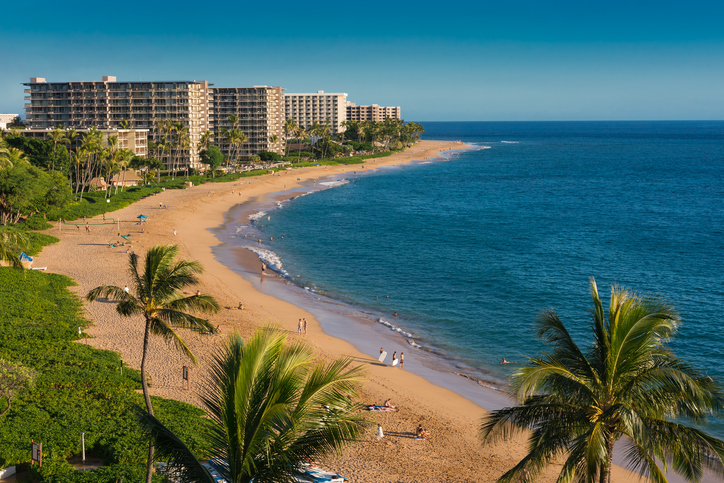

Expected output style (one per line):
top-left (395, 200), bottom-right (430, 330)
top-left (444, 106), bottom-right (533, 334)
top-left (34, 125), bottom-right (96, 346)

top-left (283, 91), bottom-right (347, 135)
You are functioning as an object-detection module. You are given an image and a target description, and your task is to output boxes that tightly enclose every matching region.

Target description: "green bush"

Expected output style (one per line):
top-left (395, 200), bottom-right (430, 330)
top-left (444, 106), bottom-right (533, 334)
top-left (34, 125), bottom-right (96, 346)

top-left (258, 151), bottom-right (282, 162)
top-left (23, 214), bottom-right (54, 231)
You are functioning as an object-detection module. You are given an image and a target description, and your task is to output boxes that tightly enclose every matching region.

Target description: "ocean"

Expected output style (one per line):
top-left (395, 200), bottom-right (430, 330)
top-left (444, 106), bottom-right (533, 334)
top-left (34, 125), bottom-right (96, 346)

top-left (212, 121), bottom-right (724, 435)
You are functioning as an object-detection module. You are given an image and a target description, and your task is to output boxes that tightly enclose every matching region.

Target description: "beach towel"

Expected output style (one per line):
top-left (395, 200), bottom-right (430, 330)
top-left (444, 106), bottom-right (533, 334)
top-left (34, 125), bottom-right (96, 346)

top-left (19, 252), bottom-right (33, 262)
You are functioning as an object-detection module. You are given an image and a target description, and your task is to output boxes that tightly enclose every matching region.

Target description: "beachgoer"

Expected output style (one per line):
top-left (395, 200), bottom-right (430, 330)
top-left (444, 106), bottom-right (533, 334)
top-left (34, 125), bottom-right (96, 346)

top-left (416, 424), bottom-right (429, 439)
top-left (261, 262), bottom-right (266, 273)
top-left (380, 347), bottom-right (384, 355)
top-left (392, 352), bottom-right (397, 366)
top-left (400, 353), bottom-right (404, 369)
top-left (298, 319), bottom-right (303, 334)
top-left (123, 285), bottom-right (129, 293)
top-left (258, 239), bottom-right (261, 244)
top-left (173, 229), bottom-right (177, 236)
top-left (393, 312), bottom-right (398, 317)
top-left (376, 425), bottom-right (384, 441)
top-left (238, 302), bottom-right (244, 310)
top-left (303, 318), bottom-right (308, 334)
top-left (159, 202), bottom-right (162, 208)
top-left (196, 290), bottom-right (201, 296)
top-left (384, 399), bottom-right (396, 409)
top-left (386, 295), bottom-right (390, 299)
top-left (501, 357), bottom-right (509, 364)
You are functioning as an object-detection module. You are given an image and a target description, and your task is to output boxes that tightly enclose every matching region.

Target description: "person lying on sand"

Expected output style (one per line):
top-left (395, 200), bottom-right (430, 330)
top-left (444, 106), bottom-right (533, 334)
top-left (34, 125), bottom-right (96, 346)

top-left (416, 424), bottom-right (430, 439)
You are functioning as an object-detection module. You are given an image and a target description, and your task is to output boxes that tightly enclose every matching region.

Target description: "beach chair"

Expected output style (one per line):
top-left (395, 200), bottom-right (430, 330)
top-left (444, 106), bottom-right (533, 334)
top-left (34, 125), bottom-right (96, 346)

top-left (120, 234), bottom-right (131, 241)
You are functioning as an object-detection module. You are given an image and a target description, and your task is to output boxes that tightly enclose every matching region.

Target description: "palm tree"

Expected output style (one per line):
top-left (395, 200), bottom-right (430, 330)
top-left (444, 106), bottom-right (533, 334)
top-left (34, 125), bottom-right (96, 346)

top-left (294, 126), bottom-right (307, 160)
top-left (199, 130), bottom-right (212, 153)
top-left (119, 119), bottom-right (130, 129)
top-left (269, 134), bottom-right (280, 155)
top-left (64, 129), bottom-right (79, 188)
top-left (48, 127), bottom-right (68, 172)
top-left (0, 231), bottom-right (28, 269)
top-left (283, 118), bottom-right (297, 156)
top-left (481, 278), bottom-right (724, 483)
top-left (139, 327), bottom-right (365, 483)
top-left (86, 245), bottom-right (220, 483)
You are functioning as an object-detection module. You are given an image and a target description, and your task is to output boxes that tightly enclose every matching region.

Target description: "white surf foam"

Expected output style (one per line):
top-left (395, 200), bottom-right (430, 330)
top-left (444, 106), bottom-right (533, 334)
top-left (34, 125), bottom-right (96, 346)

top-left (245, 247), bottom-right (288, 276)
top-left (501, 141), bottom-right (519, 144)
top-left (378, 318), bottom-right (415, 339)
top-left (318, 180), bottom-right (349, 188)
top-left (248, 211), bottom-right (267, 221)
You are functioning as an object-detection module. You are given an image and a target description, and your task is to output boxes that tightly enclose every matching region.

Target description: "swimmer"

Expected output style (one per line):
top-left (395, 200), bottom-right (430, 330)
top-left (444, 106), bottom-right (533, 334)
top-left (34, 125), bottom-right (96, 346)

top-left (501, 358), bottom-right (511, 364)
top-left (393, 312), bottom-right (398, 317)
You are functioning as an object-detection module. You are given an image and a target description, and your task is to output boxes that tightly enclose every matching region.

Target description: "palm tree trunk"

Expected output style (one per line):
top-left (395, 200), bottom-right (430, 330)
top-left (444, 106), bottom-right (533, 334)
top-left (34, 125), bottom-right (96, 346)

top-left (141, 318), bottom-right (155, 483)
top-left (601, 435), bottom-right (614, 483)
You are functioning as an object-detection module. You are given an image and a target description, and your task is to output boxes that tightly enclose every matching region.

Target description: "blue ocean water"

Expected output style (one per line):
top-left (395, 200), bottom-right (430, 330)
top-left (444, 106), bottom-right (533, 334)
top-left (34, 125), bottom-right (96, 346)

top-left (220, 121), bottom-right (724, 434)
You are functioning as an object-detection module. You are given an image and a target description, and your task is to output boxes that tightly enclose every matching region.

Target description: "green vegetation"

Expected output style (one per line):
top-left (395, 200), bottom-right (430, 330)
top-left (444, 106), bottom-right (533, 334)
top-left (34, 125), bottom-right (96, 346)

top-left (0, 265), bottom-right (212, 481)
top-left (199, 146), bottom-right (224, 178)
top-left (481, 278), bottom-right (724, 483)
top-left (141, 328), bottom-right (365, 483)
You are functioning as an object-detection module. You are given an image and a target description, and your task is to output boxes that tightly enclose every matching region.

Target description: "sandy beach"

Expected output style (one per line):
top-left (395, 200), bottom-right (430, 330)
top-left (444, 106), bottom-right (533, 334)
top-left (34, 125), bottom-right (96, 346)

top-left (36, 140), bottom-right (638, 483)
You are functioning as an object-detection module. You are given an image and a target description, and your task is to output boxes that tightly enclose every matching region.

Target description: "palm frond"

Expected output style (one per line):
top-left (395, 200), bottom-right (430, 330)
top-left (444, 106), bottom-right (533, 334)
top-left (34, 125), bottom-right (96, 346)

top-left (148, 317), bottom-right (198, 363)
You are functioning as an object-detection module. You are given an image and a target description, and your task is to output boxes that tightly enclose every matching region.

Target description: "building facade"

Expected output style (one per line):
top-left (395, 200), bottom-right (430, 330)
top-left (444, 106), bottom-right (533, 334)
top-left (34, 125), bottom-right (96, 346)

top-left (0, 114), bottom-right (19, 130)
top-left (13, 128), bottom-right (148, 157)
top-left (346, 102), bottom-right (401, 122)
top-left (209, 86), bottom-right (284, 160)
top-left (23, 76), bottom-right (208, 167)
top-left (283, 91), bottom-right (347, 135)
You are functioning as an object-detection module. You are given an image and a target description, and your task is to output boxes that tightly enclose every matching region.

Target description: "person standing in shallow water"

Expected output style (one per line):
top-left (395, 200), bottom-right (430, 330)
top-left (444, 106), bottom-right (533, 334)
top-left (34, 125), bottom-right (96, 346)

top-left (392, 352), bottom-right (397, 366)
top-left (400, 353), bottom-right (404, 369)
top-left (303, 318), bottom-right (308, 335)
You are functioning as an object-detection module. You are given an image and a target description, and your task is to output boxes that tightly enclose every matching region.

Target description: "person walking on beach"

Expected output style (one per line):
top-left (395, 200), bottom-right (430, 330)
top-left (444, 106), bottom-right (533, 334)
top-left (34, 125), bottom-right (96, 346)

top-left (392, 351), bottom-right (397, 366)
top-left (376, 424), bottom-right (384, 441)
top-left (400, 352), bottom-right (404, 369)
top-left (298, 319), bottom-right (303, 335)
top-left (123, 285), bottom-right (129, 293)
top-left (303, 318), bottom-right (308, 335)
top-left (173, 229), bottom-right (177, 236)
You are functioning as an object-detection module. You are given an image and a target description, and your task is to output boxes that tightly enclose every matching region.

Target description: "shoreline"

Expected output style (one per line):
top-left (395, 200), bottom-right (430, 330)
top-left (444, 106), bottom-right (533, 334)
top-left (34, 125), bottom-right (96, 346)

top-left (36, 140), bottom-right (639, 482)
top-left (208, 162), bottom-right (514, 403)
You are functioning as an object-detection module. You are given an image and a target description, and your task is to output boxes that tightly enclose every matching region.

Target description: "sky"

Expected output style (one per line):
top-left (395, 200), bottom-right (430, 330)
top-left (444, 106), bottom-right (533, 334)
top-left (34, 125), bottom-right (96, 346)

top-left (1, 0), bottom-right (723, 121)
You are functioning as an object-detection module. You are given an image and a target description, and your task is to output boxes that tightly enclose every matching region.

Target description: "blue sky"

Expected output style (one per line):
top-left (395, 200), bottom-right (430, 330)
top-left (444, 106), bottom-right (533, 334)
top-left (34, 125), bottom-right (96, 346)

top-left (2, 0), bottom-right (722, 121)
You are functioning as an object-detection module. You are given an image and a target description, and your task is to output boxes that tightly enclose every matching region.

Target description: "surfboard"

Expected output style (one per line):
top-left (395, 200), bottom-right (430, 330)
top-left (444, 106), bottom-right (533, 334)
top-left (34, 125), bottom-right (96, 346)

top-left (392, 359), bottom-right (399, 367)
top-left (378, 351), bottom-right (387, 363)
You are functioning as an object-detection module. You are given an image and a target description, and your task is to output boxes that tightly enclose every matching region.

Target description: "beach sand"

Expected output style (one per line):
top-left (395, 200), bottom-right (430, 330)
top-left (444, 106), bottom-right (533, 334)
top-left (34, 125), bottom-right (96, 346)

top-left (36, 141), bottom-right (639, 483)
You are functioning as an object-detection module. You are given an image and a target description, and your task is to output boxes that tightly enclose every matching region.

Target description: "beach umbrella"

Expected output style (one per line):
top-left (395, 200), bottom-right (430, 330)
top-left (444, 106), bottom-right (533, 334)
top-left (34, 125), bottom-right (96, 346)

top-left (137, 215), bottom-right (147, 220)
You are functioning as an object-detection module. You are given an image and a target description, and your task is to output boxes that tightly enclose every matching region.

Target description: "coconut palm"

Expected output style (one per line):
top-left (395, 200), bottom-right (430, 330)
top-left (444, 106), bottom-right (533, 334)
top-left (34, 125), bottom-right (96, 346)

top-left (0, 231), bottom-right (28, 269)
top-left (48, 127), bottom-right (68, 172)
top-left (481, 278), bottom-right (724, 483)
top-left (283, 118), bottom-right (297, 156)
top-left (86, 245), bottom-right (220, 483)
top-left (139, 327), bottom-right (365, 483)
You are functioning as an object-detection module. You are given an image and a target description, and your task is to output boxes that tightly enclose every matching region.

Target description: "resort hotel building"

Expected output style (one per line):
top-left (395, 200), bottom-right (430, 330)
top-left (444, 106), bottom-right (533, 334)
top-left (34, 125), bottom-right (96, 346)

top-left (283, 91), bottom-right (348, 135)
top-left (209, 86), bottom-right (285, 159)
top-left (19, 76), bottom-right (404, 167)
top-left (346, 102), bottom-right (401, 122)
top-left (23, 76), bottom-right (209, 167)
